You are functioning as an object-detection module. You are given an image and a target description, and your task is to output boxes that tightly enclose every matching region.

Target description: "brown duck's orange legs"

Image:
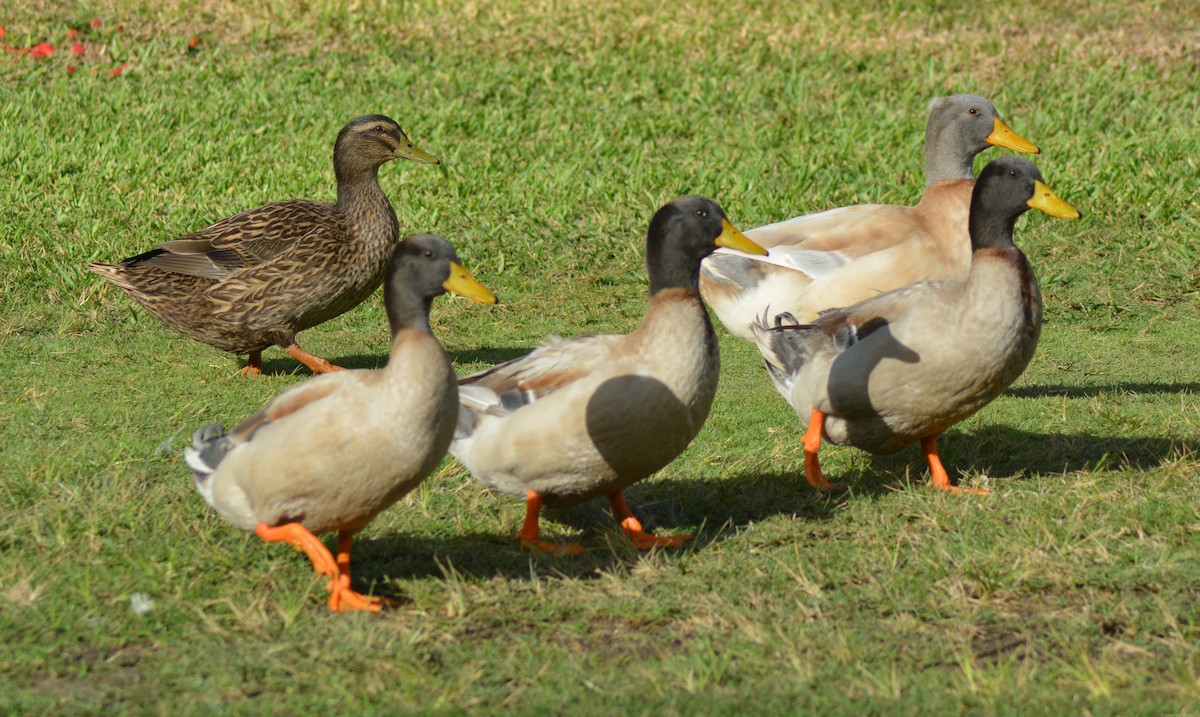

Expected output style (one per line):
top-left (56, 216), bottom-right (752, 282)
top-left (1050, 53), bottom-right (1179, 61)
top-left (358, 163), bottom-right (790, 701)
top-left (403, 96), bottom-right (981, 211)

top-left (283, 343), bottom-right (345, 375)
top-left (255, 523), bottom-right (391, 613)
top-left (239, 350), bottom-right (264, 376)
top-left (609, 492), bottom-right (691, 550)
top-left (517, 490), bottom-right (582, 556)
top-left (922, 436), bottom-right (988, 495)
top-left (803, 409), bottom-right (838, 490)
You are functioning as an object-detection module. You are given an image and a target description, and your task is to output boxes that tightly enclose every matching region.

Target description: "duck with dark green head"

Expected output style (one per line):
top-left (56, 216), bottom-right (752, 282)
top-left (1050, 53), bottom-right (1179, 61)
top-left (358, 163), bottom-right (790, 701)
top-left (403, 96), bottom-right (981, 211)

top-left (452, 196), bottom-right (767, 553)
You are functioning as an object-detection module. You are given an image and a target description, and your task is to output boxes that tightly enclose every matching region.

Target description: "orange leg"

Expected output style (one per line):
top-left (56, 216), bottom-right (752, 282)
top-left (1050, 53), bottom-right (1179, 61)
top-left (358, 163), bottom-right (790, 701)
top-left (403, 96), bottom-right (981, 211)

top-left (609, 492), bottom-right (691, 550)
top-left (516, 490), bottom-right (582, 555)
top-left (327, 531), bottom-right (394, 613)
top-left (283, 343), bottom-right (345, 375)
top-left (803, 409), bottom-right (838, 490)
top-left (254, 523), bottom-right (389, 613)
top-left (238, 350), bottom-right (263, 376)
top-left (256, 522), bottom-right (337, 577)
top-left (922, 436), bottom-right (988, 496)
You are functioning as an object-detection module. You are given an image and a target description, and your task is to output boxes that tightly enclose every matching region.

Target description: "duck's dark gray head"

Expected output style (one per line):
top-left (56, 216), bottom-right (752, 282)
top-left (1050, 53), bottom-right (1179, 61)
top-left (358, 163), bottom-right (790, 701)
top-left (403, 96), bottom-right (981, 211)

top-left (384, 234), bottom-right (495, 335)
top-left (969, 156), bottom-right (1081, 250)
top-left (645, 195), bottom-right (765, 295)
top-left (925, 94), bottom-right (1039, 184)
top-left (334, 114), bottom-right (439, 181)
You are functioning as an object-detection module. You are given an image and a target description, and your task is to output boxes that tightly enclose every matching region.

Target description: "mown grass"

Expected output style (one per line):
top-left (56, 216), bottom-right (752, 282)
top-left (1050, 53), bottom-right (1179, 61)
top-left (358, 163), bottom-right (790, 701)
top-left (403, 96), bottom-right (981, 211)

top-left (2, 0), bottom-right (1199, 713)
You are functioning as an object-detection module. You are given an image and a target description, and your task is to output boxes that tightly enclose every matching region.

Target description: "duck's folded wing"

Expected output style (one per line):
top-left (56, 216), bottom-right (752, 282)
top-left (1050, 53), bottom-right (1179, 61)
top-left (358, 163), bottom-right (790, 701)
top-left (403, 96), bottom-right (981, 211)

top-left (228, 373), bottom-right (348, 443)
top-left (132, 201), bottom-right (341, 280)
top-left (746, 204), bottom-right (916, 258)
top-left (812, 279), bottom-right (949, 351)
top-left (460, 333), bottom-right (622, 408)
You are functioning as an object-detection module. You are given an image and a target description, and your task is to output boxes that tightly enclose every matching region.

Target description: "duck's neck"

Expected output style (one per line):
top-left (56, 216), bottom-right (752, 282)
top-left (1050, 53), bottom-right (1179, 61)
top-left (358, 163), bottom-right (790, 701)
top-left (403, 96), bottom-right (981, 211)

top-left (333, 164), bottom-right (400, 264)
top-left (924, 125), bottom-right (976, 186)
top-left (386, 292), bottom-right (434, 342)
top-left (335, 164), bottom-right (384, 208)
top-left (647, 243), bottom-right (703, 297)
top-left (968, 208), bottom-right (1019, 252)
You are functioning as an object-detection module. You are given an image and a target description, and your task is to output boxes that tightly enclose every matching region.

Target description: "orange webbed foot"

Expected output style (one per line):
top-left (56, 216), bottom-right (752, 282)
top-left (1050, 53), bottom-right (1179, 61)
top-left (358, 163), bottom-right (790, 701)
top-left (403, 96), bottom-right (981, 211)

top-left (327, 574), bottom-right (397, 613)
top-left (239, 350), bottom-right (264, 376)
top-left (609, 492), bottom-right (690, 551)
top-left (517, 535), bottom-right (585, 556)
top-left (922, 436), bottom-right (989, 496)
top-left (618, 516), bottom-right (692, 550)
top-left (516, 490), bottom-right (583, 555)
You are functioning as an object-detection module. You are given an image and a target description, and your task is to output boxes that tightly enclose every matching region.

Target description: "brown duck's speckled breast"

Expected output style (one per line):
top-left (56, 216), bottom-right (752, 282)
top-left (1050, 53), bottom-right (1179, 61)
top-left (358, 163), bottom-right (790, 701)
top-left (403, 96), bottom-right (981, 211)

top-left (205, 191), bottom-right (400, 350)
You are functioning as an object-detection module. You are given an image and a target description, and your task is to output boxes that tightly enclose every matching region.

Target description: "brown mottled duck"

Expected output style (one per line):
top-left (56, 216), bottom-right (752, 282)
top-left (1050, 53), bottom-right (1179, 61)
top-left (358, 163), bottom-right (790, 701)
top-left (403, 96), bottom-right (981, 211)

top-left (89, 115), bottom-right (439, 375)
top-left (186, 235), bottom-right (496, 612)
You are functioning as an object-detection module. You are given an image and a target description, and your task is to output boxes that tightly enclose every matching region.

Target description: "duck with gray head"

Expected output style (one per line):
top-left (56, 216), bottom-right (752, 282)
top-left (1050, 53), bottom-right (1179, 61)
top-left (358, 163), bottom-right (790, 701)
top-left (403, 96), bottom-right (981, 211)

top-left (701, 94), bottom-right (1040, 340)
top-left (185, 235), bottom-right (495, 613)
top-left (751, 156), bottom-right (1080, 494)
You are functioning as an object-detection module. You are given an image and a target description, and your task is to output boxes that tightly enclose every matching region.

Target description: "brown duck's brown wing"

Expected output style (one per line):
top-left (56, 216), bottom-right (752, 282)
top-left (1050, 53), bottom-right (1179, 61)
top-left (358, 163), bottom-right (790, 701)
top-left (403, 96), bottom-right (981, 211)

top-left (129, 200), bottom-right (341, 281)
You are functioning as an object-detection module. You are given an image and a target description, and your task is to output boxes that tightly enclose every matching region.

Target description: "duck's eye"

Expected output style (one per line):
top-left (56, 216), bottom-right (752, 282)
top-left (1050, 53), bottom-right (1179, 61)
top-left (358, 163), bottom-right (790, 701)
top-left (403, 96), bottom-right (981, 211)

top-left (373, 125), bottom-right (386, 132)
top-left (968, 108), bottom-right (979, 115)
top-left (424, 250), bottom-right (433, 258)
top-left (1009, 170), bottom-right (1017, 177)
top-left (696, 210), bottom-right (708, 218)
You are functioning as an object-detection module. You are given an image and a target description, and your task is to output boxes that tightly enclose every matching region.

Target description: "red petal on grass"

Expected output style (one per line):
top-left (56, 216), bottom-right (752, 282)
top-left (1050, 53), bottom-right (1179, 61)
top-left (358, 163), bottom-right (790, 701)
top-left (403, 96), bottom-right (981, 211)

top-left (0, 26), bottom-right (5, 39)
top-left (188, 36), bottom-right (199, 49)
top-left (30, 43), bottom-right (55, 58)
top-left (67, 28), bottom-right (80, 39)
top-left (109, 63), bottom-right (128, 77)
top-left (117, 26), bottom-right (124, 33)
top-left (71, 42), bottom-right (84, 56)
top-left (90, 18), bottom-right (101, 28)
top-left (67, 65), bottom-right (76, 74)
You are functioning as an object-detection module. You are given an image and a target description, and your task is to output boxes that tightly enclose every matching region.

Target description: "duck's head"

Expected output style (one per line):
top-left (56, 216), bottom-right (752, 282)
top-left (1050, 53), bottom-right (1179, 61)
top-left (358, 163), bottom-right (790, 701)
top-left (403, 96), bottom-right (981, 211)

top-left (645, 195), bottom-right (766, 295)
top-left (926, 95), bottom-right (1039, 183)
top-left (384, 234), bottom-right (496, 335)
top-left (969, 156), bottom-right (1081, 250)
top-left (335, 115), bottom-right (439, 178)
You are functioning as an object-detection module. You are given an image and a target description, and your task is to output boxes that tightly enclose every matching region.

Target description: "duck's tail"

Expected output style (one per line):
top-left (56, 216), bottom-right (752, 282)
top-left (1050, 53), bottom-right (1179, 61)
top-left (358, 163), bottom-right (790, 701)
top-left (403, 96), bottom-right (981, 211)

top-left (750, 307), bottom-right (818, 401)
top-left (184, 424), bottom-right (232, 507)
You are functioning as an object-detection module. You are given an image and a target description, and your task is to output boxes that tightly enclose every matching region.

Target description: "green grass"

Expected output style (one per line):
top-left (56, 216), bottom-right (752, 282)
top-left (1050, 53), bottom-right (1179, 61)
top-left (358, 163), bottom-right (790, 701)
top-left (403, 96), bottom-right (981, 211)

top-left (3, 0), bottom-right (1199, 713)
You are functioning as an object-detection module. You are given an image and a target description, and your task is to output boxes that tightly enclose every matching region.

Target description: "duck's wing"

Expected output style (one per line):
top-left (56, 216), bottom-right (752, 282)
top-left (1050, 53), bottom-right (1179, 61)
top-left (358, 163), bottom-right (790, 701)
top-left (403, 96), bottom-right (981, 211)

top-left (127, 201), bottom-right (341, 281)
top-left (460, 333), bottom-right (624, 411)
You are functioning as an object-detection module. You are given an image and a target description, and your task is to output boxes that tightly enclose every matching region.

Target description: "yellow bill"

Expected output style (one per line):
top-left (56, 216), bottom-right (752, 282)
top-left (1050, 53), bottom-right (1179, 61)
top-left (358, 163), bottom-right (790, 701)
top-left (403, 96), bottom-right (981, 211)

top-left (715, 218), bottom-right (768, 256)
top-left (396, 139), bottom-right (440, 165)
top-left (444, 262), bottom-right (498, 304)
top-left (1028, 180), bottom-right (1082, 219)
top-left (987, 118), bottom-right (1040, 155)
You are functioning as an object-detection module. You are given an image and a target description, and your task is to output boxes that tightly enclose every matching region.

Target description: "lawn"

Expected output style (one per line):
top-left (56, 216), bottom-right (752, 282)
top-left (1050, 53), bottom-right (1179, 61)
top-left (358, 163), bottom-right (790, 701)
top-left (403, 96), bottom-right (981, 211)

top-left (2, 0), bottom-right (1199, 714)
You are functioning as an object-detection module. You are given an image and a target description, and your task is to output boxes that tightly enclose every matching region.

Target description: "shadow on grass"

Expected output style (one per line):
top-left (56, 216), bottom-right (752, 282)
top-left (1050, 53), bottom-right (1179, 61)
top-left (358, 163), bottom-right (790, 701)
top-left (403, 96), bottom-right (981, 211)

top-left (252, 346), bottom-right (536, 376)
top-left (858, 425), bottom-right (1197, 482)
top-left (1008, 381), bottom-right (1200, 399)
top-left (344, 470), bottom-right (856, 592)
